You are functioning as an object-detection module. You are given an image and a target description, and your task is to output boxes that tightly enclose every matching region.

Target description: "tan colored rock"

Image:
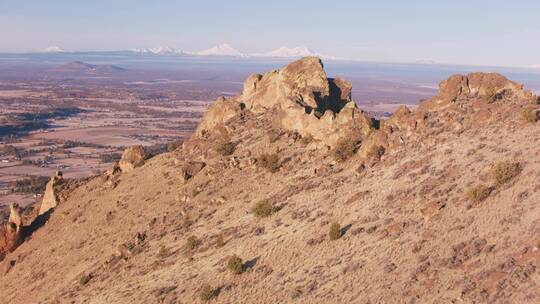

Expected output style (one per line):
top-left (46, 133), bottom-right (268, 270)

top-left (195, 96), bottom-right (243, 137)
top-left (39, 171), bottom-right (63, 215)
top-left (119, 146), bottom-right (147, 173)
top-left (435, 72), bottom-right (534, 103)
top-left (8, 204), bottom-right (22, 231)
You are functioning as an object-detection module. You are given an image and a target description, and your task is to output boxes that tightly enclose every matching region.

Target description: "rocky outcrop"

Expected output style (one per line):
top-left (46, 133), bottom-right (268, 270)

top-left (0, 204), bottom-right (24, 261)
top-left (119, 146), bottom-right (147, 173)
top-left (434, 72), bottom-right (534, 104)
top-left (38, 171), bottom-right (63, 216)
top-left (196, 57), bottom-right (373, 147)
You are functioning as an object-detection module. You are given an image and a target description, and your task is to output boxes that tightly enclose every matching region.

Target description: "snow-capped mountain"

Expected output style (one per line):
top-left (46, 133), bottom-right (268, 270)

top-left (253, 46), bottom-right (318, 58)
top-left (43, 46), bottom-right (65, 53)
top-left (130, 46), bottom-right (185, 55)
top-left (124, 44), bottom-right (343, 60)
top-left (189, 44), bottom-right (245, 57)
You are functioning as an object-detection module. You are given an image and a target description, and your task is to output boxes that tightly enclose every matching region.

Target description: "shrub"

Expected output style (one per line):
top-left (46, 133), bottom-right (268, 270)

top-left (227, 255), bottom-right (243, 274)
top-left (79, 273), bottom-right (92, 286)
top-left (215, 140), bottom-right (236, 156)
top-left (493, 161), bottom-right (522, 186)
top-left (252, 199), bottom-right (276, 218)
top-left (215, 234), bottom-right (225, 248)
top-left (257, 153), bottom-right (280, 172)
top-left (367, 145), bottom-right (385, 161)
top-left (522, 108), bottom-right (539, 123)
top-left (167, 141), bottom-right (182, 152)
top-left (466, 184), bottom-right (493, 203)
top-left (300, 134), bottom-right (314, 145)
top-left (187, 236), bottom-right (201, 251)
top-left (157, 244), bottom-right (171, 258)
top-left (329, 222), bottom-right (342, 240)
top-left (199, 284), bottom-right (216, 302)
top-left (332, 138), bottom-right (358, 162)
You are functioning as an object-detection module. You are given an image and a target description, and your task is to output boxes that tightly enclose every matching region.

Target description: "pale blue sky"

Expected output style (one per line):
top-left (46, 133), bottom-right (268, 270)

top-left (0, 0), bottom-right (538, 66)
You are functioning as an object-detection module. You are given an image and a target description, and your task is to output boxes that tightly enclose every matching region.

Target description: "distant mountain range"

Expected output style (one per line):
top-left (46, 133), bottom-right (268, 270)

top-left (50, 61), bottom-right (126, 74)
top-left (41, 44), bottom-right (343, 60)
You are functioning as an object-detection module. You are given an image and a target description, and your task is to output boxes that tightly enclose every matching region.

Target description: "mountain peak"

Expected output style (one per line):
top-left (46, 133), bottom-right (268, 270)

top-left (43, 46), bottom-right (65, 53)
top-left (193, 44), bottom-right (244, 57)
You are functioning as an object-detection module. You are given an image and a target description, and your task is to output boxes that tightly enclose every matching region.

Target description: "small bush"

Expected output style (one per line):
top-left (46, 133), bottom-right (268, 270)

top-left (522, 108), bottom-right (539, 123)
top-left (329, 222), bottom-right (342, 240)
top-left (199, 284), bottom-right (216, 302)
top-left (187, 236), bottom-right (201, 251)
top-left (332, 138), bottom-right (358, 162)
top-left (215, 140), bottom-right (236, 156)
top-left (252, 199), bottom-right (276, 218)
top-left (257, 153), bottom-right (280, 172)
top-left (466, 184), bottom-right (493, 203)
top-left (493, 161), bottom-right (522, 186)
top-left (157, 244), bottom-right (171, 258)
top-left (79, 273), bottom-right (92, 286)
top-left (367, 145), bottom-right (385, 161)
top-left (215, 234), bottom-right (225, 248)
top-left (267, 129), bottom-right (281, 143)
top-left (300, 134), bottom-right (314, 145)
top-left (227, 255), bottom-right (243, 274)
top-left (167, 141), bottom-right (182, 152)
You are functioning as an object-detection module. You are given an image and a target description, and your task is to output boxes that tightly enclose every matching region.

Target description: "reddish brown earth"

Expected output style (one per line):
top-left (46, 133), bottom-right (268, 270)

top-left (0, 57), bottom-right (539, 303)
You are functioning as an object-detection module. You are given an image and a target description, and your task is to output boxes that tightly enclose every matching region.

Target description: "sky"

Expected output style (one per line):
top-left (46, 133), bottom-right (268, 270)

top-left (0, 0), bottom-right (539, 67)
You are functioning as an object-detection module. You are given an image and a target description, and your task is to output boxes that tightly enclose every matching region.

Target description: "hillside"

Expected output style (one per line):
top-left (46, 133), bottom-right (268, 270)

top-left (1, 57), bottom-right (540, 304)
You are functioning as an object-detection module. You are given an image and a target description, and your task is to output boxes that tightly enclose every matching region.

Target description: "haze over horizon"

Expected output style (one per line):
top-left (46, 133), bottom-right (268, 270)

top-left (0, 0), bottom-right (539, 67)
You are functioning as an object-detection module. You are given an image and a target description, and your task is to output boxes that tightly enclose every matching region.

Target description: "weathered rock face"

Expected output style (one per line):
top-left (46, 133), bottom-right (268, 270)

top-left (196, 57), bottom-right (373, 146)
top-left (39, 171), bottom-right (63, 215)
top-left (434, 72), bottom-right (534, 104)
top-left (8, 204), bottom-right (22, 231)
top-left (119, 146), bottom-right (147, 173)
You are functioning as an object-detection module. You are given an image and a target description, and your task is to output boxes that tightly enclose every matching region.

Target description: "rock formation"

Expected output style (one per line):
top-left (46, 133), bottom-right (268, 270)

top-left (119, 145), bottom-right (147, 173)
top-left (38, 171), bottom-right (63, 215)
top-left (196, 56), bottom-right (373, 147)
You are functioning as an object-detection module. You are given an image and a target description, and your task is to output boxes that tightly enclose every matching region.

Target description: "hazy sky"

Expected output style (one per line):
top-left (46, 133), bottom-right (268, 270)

top-left (0, 0), bottom-right (539, 67)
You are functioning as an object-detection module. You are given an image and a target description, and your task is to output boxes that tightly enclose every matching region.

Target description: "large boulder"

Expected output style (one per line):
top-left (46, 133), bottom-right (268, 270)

top-left (38, 171), bottom-right (63, 215)
top-left (119, 145), bottom-right (147, 173)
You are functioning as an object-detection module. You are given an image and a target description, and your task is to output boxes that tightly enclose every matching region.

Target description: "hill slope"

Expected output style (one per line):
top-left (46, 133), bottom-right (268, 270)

top-left (1, 57), bottom-right (540, 304)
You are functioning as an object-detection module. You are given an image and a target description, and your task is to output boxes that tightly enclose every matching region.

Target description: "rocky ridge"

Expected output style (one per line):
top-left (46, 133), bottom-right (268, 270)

top-left (0, 57), bottom-right (539, 303)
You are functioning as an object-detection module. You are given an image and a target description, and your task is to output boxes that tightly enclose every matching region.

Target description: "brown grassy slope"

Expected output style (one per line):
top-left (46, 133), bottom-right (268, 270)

top-left (1, 79), bottom-right (540, 303)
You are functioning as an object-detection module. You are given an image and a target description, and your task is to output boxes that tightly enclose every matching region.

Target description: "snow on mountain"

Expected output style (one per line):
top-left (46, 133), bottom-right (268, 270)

top-left (253, 46), bottom-right (318, 58)
top-left (531, 64), bottom-right (540, 69)
top-left (130, 46), bottom-right (184, 55)
top-left (43, 46), bottom-right (65, 53)
top-left (189, 44), bottom-right (245, 57)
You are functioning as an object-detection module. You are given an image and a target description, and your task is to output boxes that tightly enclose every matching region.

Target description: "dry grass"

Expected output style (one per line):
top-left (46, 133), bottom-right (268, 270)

top-left (226, 255), bottom-right (243, 274)
top-left (252, 200), bottom-right (276, 218)
top-left (187, 236), bottom-right (201, 251)
top-left (522, 108), bottom-right (539, 123)
top-left (215, 140), bottom-right (236, 156)
top-left (257, 153), bottom-right (280, 173)
top-left (466, 184), bottom-right (493, 203)
top-left (329, 222), bottom-right (342, 240)
top-left (199, 284), bottom-right (216, 302)
top-left (215, 234), bottom-right (225, 248)
top-left (332, 138), bottom-right (358, 162)
top-left (493, 161), bottom-right (522, 186)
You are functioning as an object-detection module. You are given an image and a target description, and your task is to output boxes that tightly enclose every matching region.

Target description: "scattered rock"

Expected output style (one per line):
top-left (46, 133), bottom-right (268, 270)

top-left (119, 145), bottom-right (147, 173)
